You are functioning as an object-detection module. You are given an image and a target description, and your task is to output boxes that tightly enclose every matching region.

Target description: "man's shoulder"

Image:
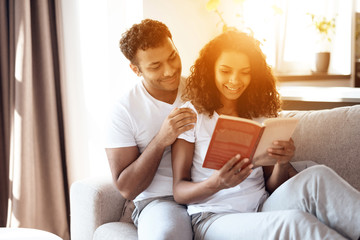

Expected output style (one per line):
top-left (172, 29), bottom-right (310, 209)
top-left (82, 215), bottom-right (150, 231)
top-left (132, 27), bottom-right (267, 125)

top-left (116, 81), bottom-right (145, 106)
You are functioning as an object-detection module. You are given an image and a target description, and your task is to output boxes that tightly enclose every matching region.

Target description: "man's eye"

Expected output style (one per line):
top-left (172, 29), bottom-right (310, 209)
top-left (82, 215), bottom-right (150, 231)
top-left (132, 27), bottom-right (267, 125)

top-left (151, 65), bottom-right (160, 70)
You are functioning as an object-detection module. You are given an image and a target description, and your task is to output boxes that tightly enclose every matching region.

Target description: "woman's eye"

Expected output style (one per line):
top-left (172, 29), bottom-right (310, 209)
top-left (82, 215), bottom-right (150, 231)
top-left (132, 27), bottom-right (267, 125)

top-left (241, 70), bottom-right (251, 75)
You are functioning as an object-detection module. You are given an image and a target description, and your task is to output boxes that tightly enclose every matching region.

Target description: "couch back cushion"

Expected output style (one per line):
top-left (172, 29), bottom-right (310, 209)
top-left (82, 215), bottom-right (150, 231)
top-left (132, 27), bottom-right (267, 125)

top-left (280, 104), bottom-right (360, 191)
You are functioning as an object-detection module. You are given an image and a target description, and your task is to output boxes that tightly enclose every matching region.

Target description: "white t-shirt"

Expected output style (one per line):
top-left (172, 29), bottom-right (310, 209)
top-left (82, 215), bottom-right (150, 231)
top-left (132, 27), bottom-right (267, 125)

top-left (178, 102), bottom-right (268, 215)
top-left (104, 80), bottom-right (184, 202)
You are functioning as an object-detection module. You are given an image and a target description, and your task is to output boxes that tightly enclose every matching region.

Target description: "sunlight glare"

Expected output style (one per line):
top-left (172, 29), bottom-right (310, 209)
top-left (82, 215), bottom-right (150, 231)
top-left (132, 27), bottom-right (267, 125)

top-left (14, 20), bottom-right (24, 83)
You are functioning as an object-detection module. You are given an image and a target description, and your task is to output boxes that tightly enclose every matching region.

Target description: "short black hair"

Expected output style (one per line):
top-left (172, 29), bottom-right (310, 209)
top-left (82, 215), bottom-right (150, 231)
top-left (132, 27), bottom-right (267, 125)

top-left (119, 19), bottom-right (172, 64)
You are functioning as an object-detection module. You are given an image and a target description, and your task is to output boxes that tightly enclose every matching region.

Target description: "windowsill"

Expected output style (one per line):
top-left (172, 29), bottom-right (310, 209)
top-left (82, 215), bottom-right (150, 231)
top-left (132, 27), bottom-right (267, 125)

top-left (278, 86), bottom-right (360, 110)
top-left (278, 86), bottom-right (360, 103)
top-left (275, 72), bottom-right (350, 82)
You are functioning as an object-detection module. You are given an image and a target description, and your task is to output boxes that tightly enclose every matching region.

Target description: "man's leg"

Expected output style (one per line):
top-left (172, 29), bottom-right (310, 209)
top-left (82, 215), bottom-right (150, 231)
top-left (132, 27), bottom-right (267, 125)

top-left (261, 165), bottom-right (360, 240)
top-left (137, 197), bottom-right (193, 240)
top-left (202, 210), bottom-right (345, 240)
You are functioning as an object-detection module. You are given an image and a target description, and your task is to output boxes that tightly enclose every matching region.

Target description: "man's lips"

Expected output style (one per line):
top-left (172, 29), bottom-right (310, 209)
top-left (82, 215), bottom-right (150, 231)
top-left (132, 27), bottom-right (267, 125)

top-left (161, 74), bottom-right (179, 83)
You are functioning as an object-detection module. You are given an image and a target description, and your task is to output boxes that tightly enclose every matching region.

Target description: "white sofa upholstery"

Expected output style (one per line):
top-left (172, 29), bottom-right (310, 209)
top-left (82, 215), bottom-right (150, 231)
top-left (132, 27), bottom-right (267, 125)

top-left (70, 105), bottom-right (360, 240)
top-left (0, 228), bottom-right (63, 240)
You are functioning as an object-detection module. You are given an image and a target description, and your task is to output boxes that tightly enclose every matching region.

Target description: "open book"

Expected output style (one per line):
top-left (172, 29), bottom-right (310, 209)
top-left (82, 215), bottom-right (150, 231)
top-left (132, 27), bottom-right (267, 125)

top-left (202, 115), bottom-right (299, 169)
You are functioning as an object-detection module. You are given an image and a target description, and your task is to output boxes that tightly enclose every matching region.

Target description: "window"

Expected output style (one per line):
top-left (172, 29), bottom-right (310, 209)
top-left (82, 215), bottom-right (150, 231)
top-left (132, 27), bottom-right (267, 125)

top-left (212, 0), bottom-right (352, 75)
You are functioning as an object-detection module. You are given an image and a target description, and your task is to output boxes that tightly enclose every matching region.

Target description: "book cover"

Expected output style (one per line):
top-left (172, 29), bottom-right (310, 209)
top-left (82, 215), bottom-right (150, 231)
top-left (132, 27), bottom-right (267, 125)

top-left (202, 115), bottom-right (299, 170)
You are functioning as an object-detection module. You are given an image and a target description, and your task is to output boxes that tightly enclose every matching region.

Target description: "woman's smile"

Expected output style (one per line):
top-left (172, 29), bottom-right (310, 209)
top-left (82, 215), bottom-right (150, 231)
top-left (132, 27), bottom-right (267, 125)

top-left (224, 84), bottom-right (242, 92)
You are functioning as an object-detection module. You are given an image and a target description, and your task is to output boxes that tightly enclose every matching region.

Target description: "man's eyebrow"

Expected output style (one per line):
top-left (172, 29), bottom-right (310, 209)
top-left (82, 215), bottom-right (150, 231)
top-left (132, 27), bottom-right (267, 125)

top-left (148, 50), bottom-right (177, 66)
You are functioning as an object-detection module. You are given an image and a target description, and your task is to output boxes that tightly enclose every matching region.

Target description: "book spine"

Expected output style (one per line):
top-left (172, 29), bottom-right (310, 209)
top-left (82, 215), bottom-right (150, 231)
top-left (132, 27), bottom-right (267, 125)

top-left (249, 127), bottom-right (265, 161)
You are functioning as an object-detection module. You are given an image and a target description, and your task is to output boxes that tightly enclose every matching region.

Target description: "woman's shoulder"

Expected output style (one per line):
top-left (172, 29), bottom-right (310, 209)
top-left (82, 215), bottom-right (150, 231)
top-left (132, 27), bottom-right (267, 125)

top-left (180, 101), bottom-right (198, 114)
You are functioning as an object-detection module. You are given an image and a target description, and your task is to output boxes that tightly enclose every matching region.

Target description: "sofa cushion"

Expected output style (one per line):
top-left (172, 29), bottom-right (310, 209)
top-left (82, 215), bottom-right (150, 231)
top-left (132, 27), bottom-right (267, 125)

top-left (280, 105), bottom-right (360, 191)
top-left (93, 222), bottom-right (138, 240)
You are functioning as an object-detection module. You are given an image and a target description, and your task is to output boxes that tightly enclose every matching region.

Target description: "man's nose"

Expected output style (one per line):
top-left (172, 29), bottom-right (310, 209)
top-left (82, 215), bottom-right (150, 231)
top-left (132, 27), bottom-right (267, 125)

top-left (163, 63), bottom-right (176, 77)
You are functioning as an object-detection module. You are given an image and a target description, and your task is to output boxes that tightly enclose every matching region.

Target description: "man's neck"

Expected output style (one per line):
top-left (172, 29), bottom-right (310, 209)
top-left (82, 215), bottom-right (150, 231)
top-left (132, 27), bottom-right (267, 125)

top-left (142, 82), bottom-right (178, 104)
top-left (155, 90), bottom-right (178, 104)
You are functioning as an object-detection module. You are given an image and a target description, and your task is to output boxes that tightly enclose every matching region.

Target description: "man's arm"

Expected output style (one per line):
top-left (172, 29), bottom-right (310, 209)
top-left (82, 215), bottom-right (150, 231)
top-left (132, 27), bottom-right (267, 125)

top-left (106, 108), bottom-right (196, 200)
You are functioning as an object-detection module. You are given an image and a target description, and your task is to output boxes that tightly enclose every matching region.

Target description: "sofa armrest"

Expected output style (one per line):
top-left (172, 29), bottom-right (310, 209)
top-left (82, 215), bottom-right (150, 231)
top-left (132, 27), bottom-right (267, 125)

top-left (70, 176), bottom-right (126, 240)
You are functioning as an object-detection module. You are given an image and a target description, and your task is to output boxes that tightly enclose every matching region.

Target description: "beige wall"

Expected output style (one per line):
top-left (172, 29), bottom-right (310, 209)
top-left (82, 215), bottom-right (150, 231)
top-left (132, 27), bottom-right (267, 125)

top-left (143, 0), bottom-right (356, 87)
top-left (143, 0), bottom-right (221, 76)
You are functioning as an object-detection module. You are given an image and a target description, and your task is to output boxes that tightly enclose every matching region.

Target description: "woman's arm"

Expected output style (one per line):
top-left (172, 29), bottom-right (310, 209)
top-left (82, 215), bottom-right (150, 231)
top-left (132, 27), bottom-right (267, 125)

top-left (263, 138), bottom-right (297, 193)
top-left (172, 139), bottom-right (253, 204)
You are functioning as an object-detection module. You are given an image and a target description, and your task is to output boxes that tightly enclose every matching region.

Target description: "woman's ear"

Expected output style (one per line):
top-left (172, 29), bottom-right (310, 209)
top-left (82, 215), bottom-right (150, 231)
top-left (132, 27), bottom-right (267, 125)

top-left (130, 63), bottom-right (142, 77)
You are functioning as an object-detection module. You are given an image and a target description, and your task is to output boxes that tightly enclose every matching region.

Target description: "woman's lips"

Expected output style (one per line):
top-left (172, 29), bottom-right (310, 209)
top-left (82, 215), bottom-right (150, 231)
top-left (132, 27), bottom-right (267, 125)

top-left (225, 84), bottom-right (242, 91)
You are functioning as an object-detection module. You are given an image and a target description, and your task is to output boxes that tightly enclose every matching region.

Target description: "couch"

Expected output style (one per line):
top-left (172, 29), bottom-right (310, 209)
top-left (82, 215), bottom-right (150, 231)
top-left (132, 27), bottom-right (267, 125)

top-left (70, 105), bottom-right (360, 240)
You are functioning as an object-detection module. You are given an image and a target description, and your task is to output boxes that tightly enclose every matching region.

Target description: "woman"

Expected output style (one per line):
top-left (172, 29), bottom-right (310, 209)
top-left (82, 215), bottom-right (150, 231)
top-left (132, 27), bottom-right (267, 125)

top-left (172, 30), bottom-right (360, 240)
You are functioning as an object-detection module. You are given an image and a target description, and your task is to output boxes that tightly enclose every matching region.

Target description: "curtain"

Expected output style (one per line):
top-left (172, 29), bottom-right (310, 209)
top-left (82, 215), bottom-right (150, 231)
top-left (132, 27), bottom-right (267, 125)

top-left (0, 0), bottom-right (70, 239)
top-left (0, 0), bottom-right (11, 227)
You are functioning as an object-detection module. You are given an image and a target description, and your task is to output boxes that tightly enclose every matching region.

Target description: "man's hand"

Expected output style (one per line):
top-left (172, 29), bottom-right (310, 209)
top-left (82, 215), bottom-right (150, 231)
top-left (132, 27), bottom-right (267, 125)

top-left (155, 107), bottom-right (197, 147)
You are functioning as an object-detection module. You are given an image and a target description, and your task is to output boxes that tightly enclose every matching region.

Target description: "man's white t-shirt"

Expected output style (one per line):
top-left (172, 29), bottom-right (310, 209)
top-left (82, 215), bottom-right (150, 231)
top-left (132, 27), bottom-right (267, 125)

top-left (104, 80), bottom-right (184, 202)
top-left (178, 102), bottom-right (268, 215)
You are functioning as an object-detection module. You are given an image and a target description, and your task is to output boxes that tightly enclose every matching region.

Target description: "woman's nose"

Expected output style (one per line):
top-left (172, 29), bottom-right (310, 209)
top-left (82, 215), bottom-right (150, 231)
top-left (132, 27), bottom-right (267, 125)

top-left (229, 74), bottom-right (241, 84)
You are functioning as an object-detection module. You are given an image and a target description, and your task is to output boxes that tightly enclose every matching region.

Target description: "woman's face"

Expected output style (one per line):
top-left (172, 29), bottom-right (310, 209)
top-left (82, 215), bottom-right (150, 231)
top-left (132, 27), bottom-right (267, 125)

top-left (214, 51), bottom-right (251, 102)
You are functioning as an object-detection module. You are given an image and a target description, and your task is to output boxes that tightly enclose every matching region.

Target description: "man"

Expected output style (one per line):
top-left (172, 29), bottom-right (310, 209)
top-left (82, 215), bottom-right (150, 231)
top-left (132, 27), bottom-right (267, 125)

top-left (105, 19), bottom-right (196, 240)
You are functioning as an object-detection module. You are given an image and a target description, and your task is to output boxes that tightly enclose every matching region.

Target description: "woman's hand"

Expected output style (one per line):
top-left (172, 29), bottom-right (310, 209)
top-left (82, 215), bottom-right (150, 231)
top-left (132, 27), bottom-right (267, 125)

top-left (208, 154), bottom-right (253, 191)
top-left (264, 138), bottom-right (297, 193)
top-left (267, 138), bottom-right (295, 165)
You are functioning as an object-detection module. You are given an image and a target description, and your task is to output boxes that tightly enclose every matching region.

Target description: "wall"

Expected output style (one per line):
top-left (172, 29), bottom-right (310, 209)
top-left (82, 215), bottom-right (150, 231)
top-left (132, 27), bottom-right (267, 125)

top-left (143, 0), bottom-right (357, 87)
top-left (143, 0), bottom-right (221, 76)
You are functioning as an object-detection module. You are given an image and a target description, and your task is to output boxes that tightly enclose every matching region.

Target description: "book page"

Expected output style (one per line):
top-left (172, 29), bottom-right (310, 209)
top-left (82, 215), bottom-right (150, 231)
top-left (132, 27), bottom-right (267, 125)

top-left (203, 117), bottom-right (263, 170)
top-left (252, 118), bottom-right (299, 167)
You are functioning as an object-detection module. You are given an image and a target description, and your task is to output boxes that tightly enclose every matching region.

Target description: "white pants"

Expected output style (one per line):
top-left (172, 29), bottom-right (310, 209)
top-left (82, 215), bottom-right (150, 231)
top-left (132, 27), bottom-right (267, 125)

top-left (134, 196), bottom-right (193, 240)
top-left (199, 165), bottom-right (360, 240)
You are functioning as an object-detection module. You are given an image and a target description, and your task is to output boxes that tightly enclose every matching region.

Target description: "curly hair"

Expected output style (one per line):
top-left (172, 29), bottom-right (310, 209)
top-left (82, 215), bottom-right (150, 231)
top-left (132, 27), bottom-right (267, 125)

top-left (183, 30), bottom-right (281, 119)
top-left (119, 19), bottom-right (172, 65)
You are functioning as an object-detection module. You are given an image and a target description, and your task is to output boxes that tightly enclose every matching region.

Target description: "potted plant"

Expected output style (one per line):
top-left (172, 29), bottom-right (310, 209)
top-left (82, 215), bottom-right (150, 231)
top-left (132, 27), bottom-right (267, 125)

top-left (307, 13), bottom-right (336, 73)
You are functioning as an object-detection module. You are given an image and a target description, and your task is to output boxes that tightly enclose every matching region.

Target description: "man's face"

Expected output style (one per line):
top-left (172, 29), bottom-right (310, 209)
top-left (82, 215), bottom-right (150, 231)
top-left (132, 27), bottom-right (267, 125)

top-left (131, 37), bottom-right (182, 95)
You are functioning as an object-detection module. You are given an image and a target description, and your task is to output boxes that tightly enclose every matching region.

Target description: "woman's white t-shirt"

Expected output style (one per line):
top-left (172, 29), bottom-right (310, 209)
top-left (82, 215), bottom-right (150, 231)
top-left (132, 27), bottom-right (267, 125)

top-left (178, 102), bottom-right (269, 215)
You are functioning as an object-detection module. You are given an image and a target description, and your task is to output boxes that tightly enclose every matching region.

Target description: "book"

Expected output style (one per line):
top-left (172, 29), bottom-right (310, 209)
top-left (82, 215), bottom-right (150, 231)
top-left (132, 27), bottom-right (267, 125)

top-left (202, 115), bottom-right (299, 170)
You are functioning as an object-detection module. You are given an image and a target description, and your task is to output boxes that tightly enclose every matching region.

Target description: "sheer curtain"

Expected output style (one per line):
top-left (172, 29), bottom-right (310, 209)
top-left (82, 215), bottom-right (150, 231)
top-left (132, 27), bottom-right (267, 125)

top-left (62, 0), bottom-right (142, 178)
top-left (0, 0), bottom-right (70, 239)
